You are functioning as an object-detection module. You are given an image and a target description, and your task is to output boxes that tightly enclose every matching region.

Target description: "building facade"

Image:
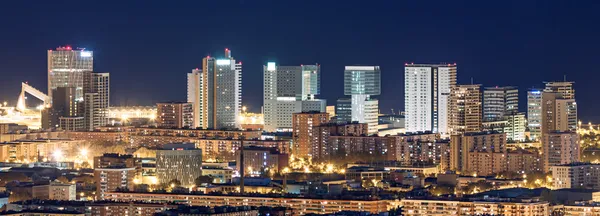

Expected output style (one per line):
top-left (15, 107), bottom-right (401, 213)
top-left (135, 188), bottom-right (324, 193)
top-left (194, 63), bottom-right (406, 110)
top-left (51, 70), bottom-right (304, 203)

top-left (292, 112), bottom-right (329, 158)
top-left (83, 72), bottom-right (110, 131)
top-left (263, 63), bottom-right (325, 132)
top-left (236, 146), bottom-right (289, 175)
top-left (449, 85), bottom-right (482, 134)
top-left (450, 132), bottom-right (507, 176)
top-left (187, 49), bottom-right (242, 130)
top-left (404, 63), bottom-right (457, 134)
top-left (483, 86), bottom-right (518, 121)
top-left (552, 163), bottom-right (600, 190)
top-left (156, 102), bottom-right (193, 129)
top-left (527, 89), bottom-right (543, 140)
top-left (47, 46), bottom-right (94, 101)
top-left (156, 143), bottom-right (203, 187)
top-left (543, 131), bottom-right (579, 172)
top-left (343, 66), bottom-right (381, 135)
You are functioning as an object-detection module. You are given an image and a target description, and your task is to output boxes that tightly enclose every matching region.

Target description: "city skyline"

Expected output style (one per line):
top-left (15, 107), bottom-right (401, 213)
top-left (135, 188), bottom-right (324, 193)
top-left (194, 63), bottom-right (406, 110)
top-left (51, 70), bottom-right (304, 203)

top-left (1, 1), bottom-right (599, 122)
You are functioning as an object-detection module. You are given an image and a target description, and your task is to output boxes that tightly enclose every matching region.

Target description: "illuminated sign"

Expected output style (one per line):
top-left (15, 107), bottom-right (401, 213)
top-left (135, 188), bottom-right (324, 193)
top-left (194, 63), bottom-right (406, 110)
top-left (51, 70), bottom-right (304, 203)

top-left (80, 51), bottom-right (92, 57)
top-left (216, 59), bottom-right (231, 65)
top-left (267, 62), bottom-right (276, 71)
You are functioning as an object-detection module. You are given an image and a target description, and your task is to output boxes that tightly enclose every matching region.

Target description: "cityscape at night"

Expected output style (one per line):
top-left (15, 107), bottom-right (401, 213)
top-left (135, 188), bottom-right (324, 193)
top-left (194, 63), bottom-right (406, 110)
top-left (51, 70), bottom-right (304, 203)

top-left (0, 1), bottom-right (599, 215)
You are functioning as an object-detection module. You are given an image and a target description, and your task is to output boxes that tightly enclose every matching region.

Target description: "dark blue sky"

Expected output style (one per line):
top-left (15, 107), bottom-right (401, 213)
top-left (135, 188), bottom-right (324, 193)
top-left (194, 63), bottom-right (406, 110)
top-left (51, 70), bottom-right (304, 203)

top-left (1, 1), bottom-right (599, 121)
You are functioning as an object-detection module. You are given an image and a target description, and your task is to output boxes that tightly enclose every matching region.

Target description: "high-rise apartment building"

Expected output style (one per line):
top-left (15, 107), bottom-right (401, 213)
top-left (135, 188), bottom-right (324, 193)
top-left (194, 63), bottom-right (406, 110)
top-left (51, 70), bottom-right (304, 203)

top-left (156, 143), bottom-right (203, 187)
top-left (527, 89), bottom-right (543, 141)
top-left (483, 86), bottom-right (518, 121)
top-left (83, 72), bottom-right (109, 131)
top-left (342, 66), bottom-right (381, 135)
top-left (47, 46), bottom-right (94, 101)
top-left (541, 82), bottom-right (577, 134)
top-left (404, 63), bottom-right (457, 134)
top-left (449, 85), bottom-right (482, 134)
top-left (292, 112), bottom-right (329, 158)
top-left (450, 131), bottom-right (507, 176)
top-left (156, 102), bottom-right (193, 129)
top-left (187, 49), bottom-right (242, 129)
top-left (543, 131), bottom-right (579, 172)
top-left (262, 63), bottom-right (325, 132)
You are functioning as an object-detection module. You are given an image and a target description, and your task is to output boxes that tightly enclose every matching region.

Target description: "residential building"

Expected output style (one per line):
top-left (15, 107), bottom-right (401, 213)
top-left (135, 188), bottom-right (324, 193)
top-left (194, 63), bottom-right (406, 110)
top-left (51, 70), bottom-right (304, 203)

top-left (292, 112), bottom-right (329, 158)
top-left (93, 154), bottom-right (139, 200)
top-left (541, 81), bottom-right (577, 135)
top-left (326, 105), bottom-right (335, 120)
top-left (83, 72), bottom-right (110, 131)
top-left (32, 182), bottom-right (76, 201)
top-left (483, 86), bottom-right (518, 121)
top-left (450, 131), bottom-right (507, 176)
top-left (187, 48), bottom-right (242, 130)
top-left (404, 63), bottom-right (457, 134)
top-left (196, 138), bottom-right (290, 161)
top-left (449, 84), bottom-right (482, 134)
top-left (395, 133), bottom-right (450, 168)
top-left (401, 199), bottom-right (549, 216)
top-left (343, 66), bottom-right (381, 135)
top-left (47, 46), bottom-right (93, 101)
top-left (504, 111), bottom-right (527, 142)
top-left (262, 63), bottom-right (325, 132)
top-left (552, 163), bottom-right (600, 190)
top-left (527, 89), bottom-right (543, 140)
top-left (507, 148), bottom-right (542, 174)
top-left (543, 131), bottom-right (579, 172)
top-left (156, 143), bottom-right (203, 187)
top-left (312, 123), bottom-right (369, 161)
top-left (156, 102), bottom-right (193, 128)
top-left (236, 146), bottom-right (289, 175)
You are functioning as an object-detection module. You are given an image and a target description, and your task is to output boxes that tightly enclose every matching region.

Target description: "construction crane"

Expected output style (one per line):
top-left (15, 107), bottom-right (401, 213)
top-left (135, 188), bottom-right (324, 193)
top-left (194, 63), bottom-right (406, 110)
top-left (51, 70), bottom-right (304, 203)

top-left (16, 82), bottom-right (50, 111)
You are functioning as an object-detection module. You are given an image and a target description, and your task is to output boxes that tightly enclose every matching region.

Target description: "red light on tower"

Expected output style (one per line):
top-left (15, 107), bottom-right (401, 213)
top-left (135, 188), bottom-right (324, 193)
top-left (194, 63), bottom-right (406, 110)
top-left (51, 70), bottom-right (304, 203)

top-left (239, 61), bottom-right (242, 64)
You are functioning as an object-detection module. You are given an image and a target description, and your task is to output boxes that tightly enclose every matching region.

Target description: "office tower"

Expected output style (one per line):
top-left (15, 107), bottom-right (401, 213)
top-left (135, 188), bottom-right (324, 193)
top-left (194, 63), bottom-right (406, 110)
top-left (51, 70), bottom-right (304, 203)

top-left (292, 112), bottom-right (329, 158)
top-left (552, 163), bottom-right (600, 190)
top-left (187, 48), bottom-right (242, 130)
top-left (542, 131), bottom-right (579, 172)
top-left (236, 146), bottom-right (289, 176)
top-left (450, 132), bottom-right (507, 176)
top-left (527, 89), bottom-right (543, 140)
top-left (404, 63), bottom-right (457, 134)
top-left (335, 98), bottom-right (352, 123)
top-left (83, 72), bottom-right (110, 131)
top-left (156, 102), bottom-right (193, 128)
top-left (263, 63), bottom-right (326, 132)
top-left (343, 66), bottom-right (381, 135)
top-left (93, 154), bottom-right (138, 200)
top-left (482, 86), bottom-right (518, 121)
top-left (449, 85), bottom-right (482, 134)
top-left (156, 143), bottom-right (203, 187)
top-left (47, 46), bottom-right (93, 101)
top-left (541, 82), bottom-right (577, 134)
top-left (504, 111), bottom-right (527, 142)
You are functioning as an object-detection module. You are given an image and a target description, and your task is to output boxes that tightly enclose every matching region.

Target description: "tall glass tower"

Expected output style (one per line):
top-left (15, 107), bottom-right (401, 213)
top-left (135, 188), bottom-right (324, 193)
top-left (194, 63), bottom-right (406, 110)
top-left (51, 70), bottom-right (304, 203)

top-left (341, 66), bottom-right (381, 135)
top-left (47, 46), bottom-right (93, 101)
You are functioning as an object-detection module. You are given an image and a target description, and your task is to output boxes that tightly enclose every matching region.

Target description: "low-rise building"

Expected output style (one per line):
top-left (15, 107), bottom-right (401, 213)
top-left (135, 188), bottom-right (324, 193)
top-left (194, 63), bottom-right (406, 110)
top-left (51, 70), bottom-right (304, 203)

top-left (32, 181), bottom-right (76, 201)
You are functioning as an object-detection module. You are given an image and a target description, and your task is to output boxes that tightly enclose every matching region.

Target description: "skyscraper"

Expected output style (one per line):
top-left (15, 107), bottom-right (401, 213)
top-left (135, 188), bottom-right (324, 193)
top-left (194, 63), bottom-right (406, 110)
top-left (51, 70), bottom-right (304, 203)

top-left (47, 46), bottom-right (94, 101)
top-left (482, 86), bottom-right (518, 121)
top-left (541, 81), bottom-right (577, 134)
top-left (187, 48), bottom-right (242, 129)
top-left (527, 88), bottom-right (543, 140)
top-left (449, 84), bottom-right (482, 134)
top-left (404, 63), bottom-right (457, 134)
top-left (83, 72), bottom-right (109, 131)
top-left (342, 66), bottom-right (381, 135)
top-left (263, 63), bottom-right (325, 132)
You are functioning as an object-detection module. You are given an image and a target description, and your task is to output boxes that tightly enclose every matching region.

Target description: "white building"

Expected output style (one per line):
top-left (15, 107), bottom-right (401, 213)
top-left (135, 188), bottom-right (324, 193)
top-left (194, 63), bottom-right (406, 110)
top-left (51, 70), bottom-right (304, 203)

top-left (187, 49), bottom-right (242, 129)
top-left (47, 46), bottom-right (94, 101)
top-left (552, 163), bottom-right (600, 190)
top-left (527, 89), bottom-right (543, 141)
top-left (342, 66), bottom-right (381, 135)
top-left (504, 112), bottom-right (526, 142)
top-left (32, 181), bottom-right (77, 201)
top-left (83, 72), bottom-right (109, 131)
top-left (263, 63), bottom-right (325, 132)
top-left (404, 63), bottom-right (457, 134)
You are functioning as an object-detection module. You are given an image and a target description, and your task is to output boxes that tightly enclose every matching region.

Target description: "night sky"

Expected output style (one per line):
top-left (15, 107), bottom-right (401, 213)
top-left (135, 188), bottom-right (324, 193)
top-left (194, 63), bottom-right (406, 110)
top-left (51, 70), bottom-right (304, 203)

top-left (1, 1), bottom-right (599, 121)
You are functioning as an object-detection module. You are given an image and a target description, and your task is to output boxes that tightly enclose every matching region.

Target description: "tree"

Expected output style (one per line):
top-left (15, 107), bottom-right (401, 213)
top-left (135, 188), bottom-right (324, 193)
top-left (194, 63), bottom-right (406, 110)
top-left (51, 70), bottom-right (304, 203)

top-left (194, 176), bottom-right (214, 185)
top-left (429, 185), bottom-right (454, 196)
top-left (167, 179), bottom-right (181, 188)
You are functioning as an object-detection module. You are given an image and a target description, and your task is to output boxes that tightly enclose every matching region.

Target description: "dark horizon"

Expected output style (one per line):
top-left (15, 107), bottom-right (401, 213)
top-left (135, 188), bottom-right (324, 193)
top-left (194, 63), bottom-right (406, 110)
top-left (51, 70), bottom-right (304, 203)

top-left (1, 1), bottom-right (599, 122)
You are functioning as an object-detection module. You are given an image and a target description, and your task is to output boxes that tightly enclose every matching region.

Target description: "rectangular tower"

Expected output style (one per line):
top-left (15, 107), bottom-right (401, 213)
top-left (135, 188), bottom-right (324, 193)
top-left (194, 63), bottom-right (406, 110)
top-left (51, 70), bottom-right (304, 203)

top-left (83, 72), bottom-right (109, 131)
top-left (483, 86), bottom-right (518, 121)
top-left (527, 89), bottom-right (543, 140)
top-left (48, 46), bottom-right (93, 101)
top-left (188, 49), bottom-right (242, 129)
top-left (263, 63), bottom-right (325, 132)
top-left (449, 84), bottom-right (482, 134)
top-left (404, 63), bottom-right (457, 134)
top-left (344, 66), bottom-right (381, 135)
